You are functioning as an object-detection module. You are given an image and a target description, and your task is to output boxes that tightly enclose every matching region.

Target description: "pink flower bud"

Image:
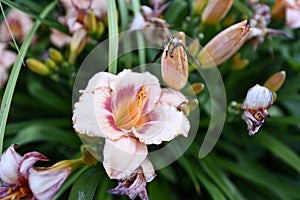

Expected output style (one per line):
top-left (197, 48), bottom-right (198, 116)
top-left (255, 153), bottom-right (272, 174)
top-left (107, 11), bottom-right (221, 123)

top-left (201, 0), bottom-right (234, 24)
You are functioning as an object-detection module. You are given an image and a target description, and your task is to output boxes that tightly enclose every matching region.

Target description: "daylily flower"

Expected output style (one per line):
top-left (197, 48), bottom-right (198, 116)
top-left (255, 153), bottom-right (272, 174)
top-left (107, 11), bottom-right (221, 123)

top-left (0, 8), bottom-right (34, 42)
top-left (73, 70), bottom-right (190, 198)
top-left (0, 43), bottom-right (17, 89)
top-left (59, 0), bottom-right (107, 33)
top-left (0, 145), bottom-right (70, 200)
top-left (107, 158), bottom-right (156, 200)
top-left (272, 0), bottom-right (300, 29)
top-left (130, 2), bottom-right (171, 45)
top-left (242, 84), bottom-right (273, 136)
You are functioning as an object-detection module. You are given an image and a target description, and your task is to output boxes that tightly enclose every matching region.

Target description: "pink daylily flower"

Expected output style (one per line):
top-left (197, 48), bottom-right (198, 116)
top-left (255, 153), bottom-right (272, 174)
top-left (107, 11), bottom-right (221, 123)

top-left (0, 43), bottom-right (17, 89)
top-left (73, 70), bottom-right (190, 197)
top-left (0, 145), bottom-right (70, 200)
top-left (0, 9), bottom-right (34, 42)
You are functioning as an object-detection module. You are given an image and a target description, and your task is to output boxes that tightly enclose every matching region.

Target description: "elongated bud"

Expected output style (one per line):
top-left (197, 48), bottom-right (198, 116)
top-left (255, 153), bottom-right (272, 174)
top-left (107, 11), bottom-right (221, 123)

top-left (49, 48), bottom-right (64, 63)
top-left (69, 29), bottom-right (87, 64)
top-left (202, 0), bottom-right (234, 24)
top-left (26, 58), bottom-right (49, 76)
top-left (231, 53), bottom-right (249, 70)
top-left (45, 58), bottom-right (56, 69)
top-left (83, 11), bottom-right (97, 34)
top-left (161, 34), bottom-right (188, 90)
top-left (184, 82), bottom-right (205, 95)
top-left (197, 20), bottom-right (251, 68)
top-left (193, 0), bottom-right (207, 15)
top-left (51, 158), bottom-right (84, 172)
top-left (96, 22), bottom-right (105, 38)
top-left (264, 71), bottom-right (286, 92)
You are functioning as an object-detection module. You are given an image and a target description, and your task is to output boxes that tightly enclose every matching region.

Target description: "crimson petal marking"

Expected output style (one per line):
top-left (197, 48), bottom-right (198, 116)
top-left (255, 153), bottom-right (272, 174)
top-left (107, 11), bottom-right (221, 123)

top-left (134, 104), bottom-right (190, 145)
top-left (103, 136), bottom-right (148, 180)
top-left (18, 152), bottom-right (48, 178)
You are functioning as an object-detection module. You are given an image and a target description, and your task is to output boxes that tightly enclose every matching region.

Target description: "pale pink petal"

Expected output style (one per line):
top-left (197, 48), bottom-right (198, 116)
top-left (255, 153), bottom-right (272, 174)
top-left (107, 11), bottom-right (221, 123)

top-left (158, 88), bottom-right (188, 108)
top-left (286, 7), bottom-right (300, 29)
top-left (111, 70), bottom-right (161, 116)
top-left (67, 18), bottom-right (83, 33)
top-left (19, 152), bottom-right (49, 178)
top-left (129, 13), bottom-right (146, 31)
top-left (133, 104), bottom-right (190, 145)
top-left (1, 50), bottom-right (17, 68)
top-left (0, 145), bottom-right (22, 185)
top-left (90, 0), bottom-right (107, 18)
top-left (82, 72), bottom-right (116, 93)
top-left (50, 29), bottom-right (72, 48)
top-left (0, 68), bottom-right (8, 89)
top-left (242, 84), bottom-right (273, 110)
top-left (103, 136), bottom-right (148, 180)
top-left (29, 168), bottom-right (70, 200)
top-left (140, 158), bottom-right (156, 182)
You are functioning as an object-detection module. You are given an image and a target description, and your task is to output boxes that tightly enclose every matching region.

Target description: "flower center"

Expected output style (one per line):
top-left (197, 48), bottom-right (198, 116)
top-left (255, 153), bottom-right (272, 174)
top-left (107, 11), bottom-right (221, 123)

top-left (115, 86), bottom-right (150, 130)
top-left (2, 185), bottom-right (32, 200)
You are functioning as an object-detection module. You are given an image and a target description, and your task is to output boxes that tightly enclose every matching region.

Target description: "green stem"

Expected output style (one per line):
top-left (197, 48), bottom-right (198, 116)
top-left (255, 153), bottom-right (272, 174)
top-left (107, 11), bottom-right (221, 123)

top-left (0, 0), bottom-right (59, 154)
top-left (233, 0), bottom-right (253, 17)
top-left (107, 0), bottom-right (119, 74)
top-left (132, 0), bottom-right (146, 71)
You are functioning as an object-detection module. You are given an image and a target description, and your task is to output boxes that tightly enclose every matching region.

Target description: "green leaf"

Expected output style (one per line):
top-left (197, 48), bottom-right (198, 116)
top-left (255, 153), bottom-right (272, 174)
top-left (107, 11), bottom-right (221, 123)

top-left (68, 165), bottom-right (104, 200)
top-left (255, 133), bottom-right (300, 174)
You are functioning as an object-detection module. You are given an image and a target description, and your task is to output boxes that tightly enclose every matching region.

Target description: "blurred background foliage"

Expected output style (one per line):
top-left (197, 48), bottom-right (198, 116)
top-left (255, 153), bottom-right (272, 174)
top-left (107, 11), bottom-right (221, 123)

top-left (0, 0), bottom-right (300, 199)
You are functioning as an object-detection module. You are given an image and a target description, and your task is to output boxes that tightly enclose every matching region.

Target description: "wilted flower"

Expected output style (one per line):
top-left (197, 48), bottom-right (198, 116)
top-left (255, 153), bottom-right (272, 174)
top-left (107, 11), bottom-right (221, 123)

top-left (73, 70), bottom-right (190, 198)
top-left (272, 0), bottom-right (300, 29)
top-left (130, 2), bottom-right (171, 45)
top-left (242, 84), bottom-right (273, 136)
top-left (107, 158), bottom-right (156, 200)
top-left (0, 8), bottom-right (34, 42)
top-left (201, 0), bottom-right (234, 24)
top-left (197, 20), bottom-right (250, 68)
top-left (0, 43), bottom-right (17, 89)
top-left (0, 145), bottom-right (70, 200)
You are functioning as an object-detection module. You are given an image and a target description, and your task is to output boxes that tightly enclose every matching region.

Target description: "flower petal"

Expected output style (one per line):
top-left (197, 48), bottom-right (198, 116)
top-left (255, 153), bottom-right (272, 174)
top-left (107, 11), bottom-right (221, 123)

top-left (103, 136), bottom-right (148, 180)
top-left (110, 70), bottom-right (161, 116)
top-left (29, 168), bottom-right (70, 200)
top-left (0, 145), bottom-right (22, 185)
top-left (19, 152), bottom-right (49, 178)
top-left (140, 158), bottom-right (156, 182)
top-left (158, 88), bottom-right (188, 108)
top-left (81, 72), bottom-right (116, 93)
top-left (242, 84), bottom-right (273, 110)
top-left (133, 104), bottom-right (190, 145)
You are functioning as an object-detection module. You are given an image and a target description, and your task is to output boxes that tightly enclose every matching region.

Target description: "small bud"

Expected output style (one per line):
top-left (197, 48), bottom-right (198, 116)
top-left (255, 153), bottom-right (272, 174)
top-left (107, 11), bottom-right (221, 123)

top-left (197, 20), bottom-right (251, 68)
top-left (96, 22), bottom-right (105, 38)
top-left (201, 0), bottom-right (234, 24)
top-left (82, 148), bottom-right (98, 167)
top-left (185, 82), bottom-right (205, 95)
top-left (45, 58), bottom-right (57, 69)
top-left (231, 53), bottom-right (249, 70)
top-left (187, 99), bottom-right (199, 111)
top-left (49, 48), bottom-right (64, 63)
top-left (178, 103), bottom-right (190, 117)
top-left (69, 29), bottom-right (87, 64)
top-left (26, 58), bottom-right (50, 76)
top-left (242, 84), bottom-right (273, 136)
top-left (264, 71), bottom-right (286, 92)
top-left (161, 35), bottom-right (189, 90)
top-left (187, 38), bottom-right (200, 57)
top-left (83, 11), bottom-right (97, 34)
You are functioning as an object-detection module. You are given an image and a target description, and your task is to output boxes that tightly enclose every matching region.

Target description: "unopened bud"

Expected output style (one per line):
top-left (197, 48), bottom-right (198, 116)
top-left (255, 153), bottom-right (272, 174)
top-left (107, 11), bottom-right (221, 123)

top-left (49, 48), bottom-right (64, 63)
top-left (187, 99), bottom-right (199, 111)
top-left (83, 11), bottom-right (97, 34)
top-left (96, 22), bottom-right (105, 38)
top-left (178, 103), bottom-right (190, 117)
top-left (45, 58), bottom-right (56, 69)
top-left (193, 0), bottom-right (207, 15)
top-left (231, 53), bottom-right (249, 70)
top-left (197, 20), bottom-right (251, 68)
top-left (26, 58), bottom-right (49, 76)
top-left (82, 148), bottom-right (98, 166)
top-left (69, 29), bottom-right (87, 64)
top-left (185, 82), bottom-right (205, 95)
top-left (202, 0), bottom-right (234, 24)
top-left (264, 71), bottom-right (286, 92)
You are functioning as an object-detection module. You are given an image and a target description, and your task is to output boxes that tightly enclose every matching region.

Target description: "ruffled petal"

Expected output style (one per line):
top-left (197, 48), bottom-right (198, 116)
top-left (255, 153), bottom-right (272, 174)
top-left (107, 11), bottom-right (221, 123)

top-left (82, 72), bottom-right (116, 93)
top-left (140, 158), bottom-right (156, 182)
top-left (29, 168), bottom-right (70, 200)
top-left (103, 136), bottom-right (148, 180)
top-left (133, 104), bottom-right (190, 145)
top-left (110, 70), bottom-right (161, 116)
top-left (158, 88), bottom-right (188, 108)
top-left (19, 152), bottom-right (48, 178)
top-left (0, 145), bottom-right (22, 185)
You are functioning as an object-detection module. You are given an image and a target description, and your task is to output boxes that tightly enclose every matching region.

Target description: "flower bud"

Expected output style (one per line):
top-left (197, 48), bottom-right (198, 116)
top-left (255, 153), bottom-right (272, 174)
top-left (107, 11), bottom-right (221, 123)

top-left (263, 71), bottom-right (286, 92)
top-left (193, 0), bottom-right (207, 15)
top-left (26, 58), bottom-right (50, 76)
top-left (161, 35), bottom-right (188, 90)
top-left (83, 11), bottom-right (97, 34)
top-left (184, 82), bottom-right (205, 95)
top-left (69, 29), bottom-right (87, 64)
top-left (45, 58), bottom-right (57, 69)
top-left (201, 0), bottom-right (234, 24)
top-left (242, 84), bottom-right (273, 136)
top-left (231, 53), bottom-right (249, 70)
top-left (197, 20), bottom-right (251, 68)
top-left (96, 21), bottom-right (105, 38)
top-left (49, 48), bottom-right (64, 63)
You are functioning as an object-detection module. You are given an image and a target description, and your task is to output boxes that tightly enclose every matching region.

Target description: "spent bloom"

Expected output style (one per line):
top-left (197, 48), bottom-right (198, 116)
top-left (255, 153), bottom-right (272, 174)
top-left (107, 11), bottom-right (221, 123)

top-left (0, 145), bottom-right (70, 200)
top-left (0, 43), bottom-right (17, 89)
top-left (197, 20), bottom-right (251, 68)
top-left (242, 84), bottom-right (273, 136)
top-left (73, 69), bottom-right (190, 199)
top-left (0, 8), bottom-right (34, 42)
